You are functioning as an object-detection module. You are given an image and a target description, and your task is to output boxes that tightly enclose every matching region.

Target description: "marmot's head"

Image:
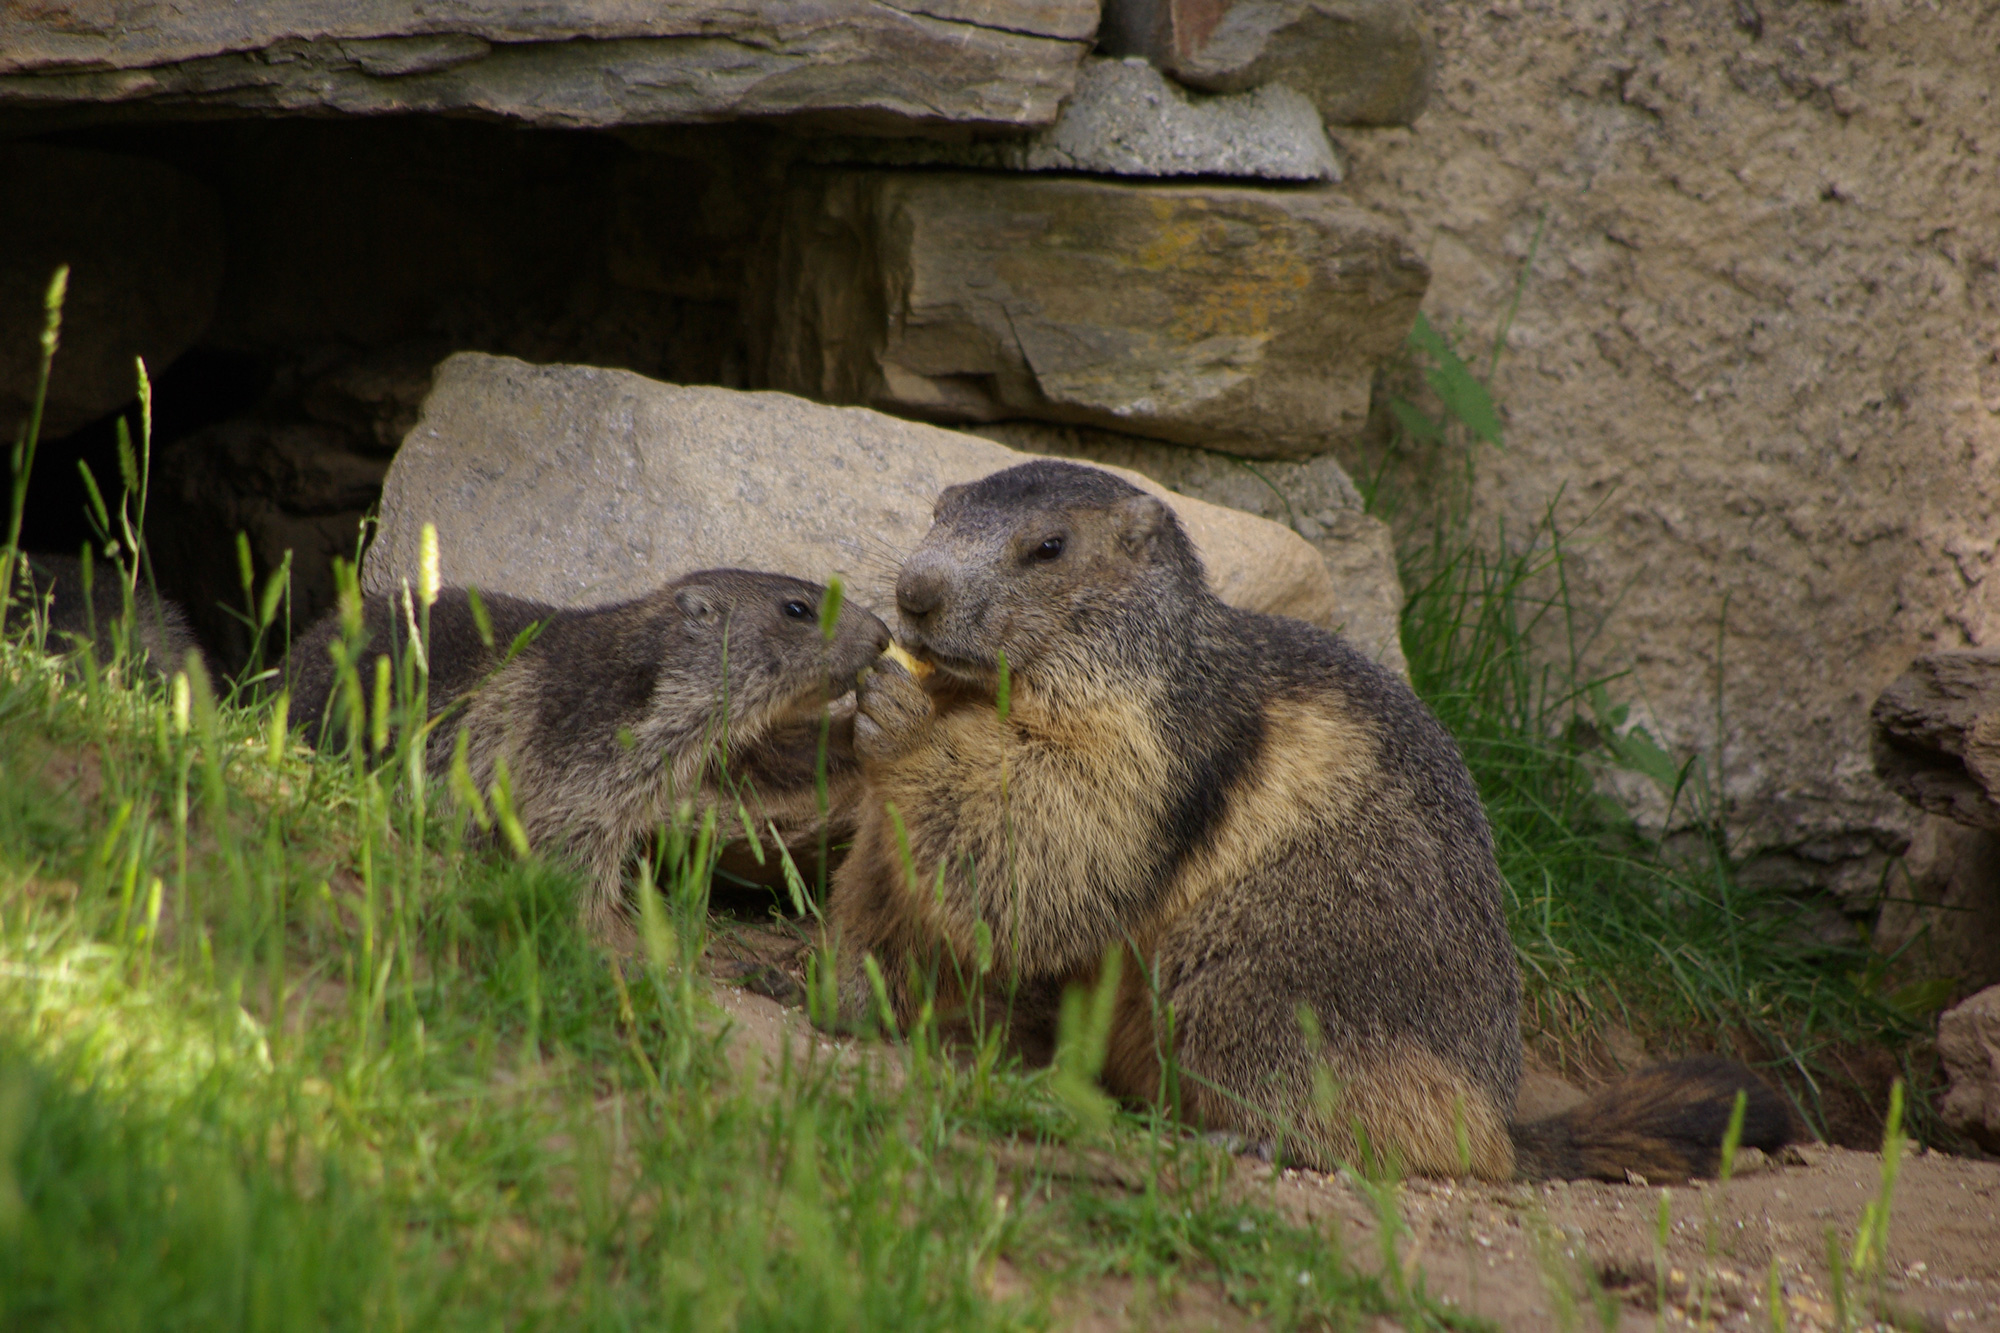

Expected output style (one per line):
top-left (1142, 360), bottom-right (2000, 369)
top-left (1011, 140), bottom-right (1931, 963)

top-left (894, 461), bottom-right (1209, 685)
top-left (664, 569), bottom-right (889, 725)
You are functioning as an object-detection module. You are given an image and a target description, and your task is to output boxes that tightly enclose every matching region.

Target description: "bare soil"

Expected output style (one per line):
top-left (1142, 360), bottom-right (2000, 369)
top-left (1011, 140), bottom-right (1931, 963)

top-left (1267, 1143), bottom-right (2000, 1332)
top-left (703, 945), bottom-right (2000, 1333)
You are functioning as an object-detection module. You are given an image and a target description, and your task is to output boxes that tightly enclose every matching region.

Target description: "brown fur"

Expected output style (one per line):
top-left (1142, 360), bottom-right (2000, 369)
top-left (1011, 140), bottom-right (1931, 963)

top-left (823, 460), bottom-right (1792, 1181)
top-left (1511, 1056), bottom-right (1794, 1183)
top-left (288, 570), bottom-right (888, 939)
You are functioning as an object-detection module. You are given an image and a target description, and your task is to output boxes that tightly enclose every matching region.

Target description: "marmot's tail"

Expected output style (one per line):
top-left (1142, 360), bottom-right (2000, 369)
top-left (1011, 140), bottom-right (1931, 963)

top-left (1510, 1056), bottom-right (1795, 1183)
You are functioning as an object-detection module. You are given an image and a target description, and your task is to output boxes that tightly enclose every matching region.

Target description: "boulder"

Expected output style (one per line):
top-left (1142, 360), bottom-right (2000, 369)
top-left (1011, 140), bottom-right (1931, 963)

top-left (0, 0), bottom-right (1094, 135)
top-left (148, 417), bottom-right (390, 666)
top-left (751, 172), bottom-right (1427, 461)
top-left (1873, 816), bottom-right (2000, 1001)
top-left (1513, 1068), bottom-right (1585, 1122)
top-left (1098, 0), bottom-right (1433, 127)
top-left (805, 56), bottom-right (1342, 182)
top-left (364, 354), bottom-right (1379, 663)
top-left (1939, 985), bottom-right (2000, 1153)
top-left (1873, 651), bottom-right (2000, 831)
top-left (0, 144), bottom-right (222, 442)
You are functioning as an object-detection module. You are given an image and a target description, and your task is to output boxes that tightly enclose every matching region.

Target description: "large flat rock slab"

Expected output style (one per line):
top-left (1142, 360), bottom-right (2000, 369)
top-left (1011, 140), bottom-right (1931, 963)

top-left (806, 56), bottom-right (1342, 182)
top-left (752, 172), bottom-right (1427, 460)
top-left (365, 354), bottom-right (1400, 666)
top-left (0, 1), bottom-right (1096, 134)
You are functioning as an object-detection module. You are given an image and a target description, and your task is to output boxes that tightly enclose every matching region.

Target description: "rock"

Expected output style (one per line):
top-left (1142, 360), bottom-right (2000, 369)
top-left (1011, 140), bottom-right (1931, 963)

top-left (0, 0), bottom-right (1094, 135)
top-left (363, 354), bottom-right (1365, 650)
top-left (299, 342), bottom-right (446, 455)
top-left (752, 172), bottom-right (1427, 461)
top-left (147, 418), bottom-right (389, 666)
top-left (1874, 817), bottom-right (2000, 1001)
top-left (1939, 985), bottom-right (2000, 1152)
top-left (1098, 0), bottom-right (1433, 127)
top-left (805, 56), bottom-right (1342, 182)
top-left (966, 419), bottom-right (1403, 671)
top-left (1329, 1), bottom-right (2000, 901)
top-left (1873, 651), bottom-right (2000, 831)
top-left (0, 144), bottom-right (222, 442)
top-left (1514, 1068), bottom-right (1585, 1122)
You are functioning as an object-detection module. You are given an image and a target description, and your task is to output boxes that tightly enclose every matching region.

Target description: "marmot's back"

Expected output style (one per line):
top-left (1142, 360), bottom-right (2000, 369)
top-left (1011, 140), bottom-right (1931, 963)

top-left (286, 586), bottom-right (551, 746)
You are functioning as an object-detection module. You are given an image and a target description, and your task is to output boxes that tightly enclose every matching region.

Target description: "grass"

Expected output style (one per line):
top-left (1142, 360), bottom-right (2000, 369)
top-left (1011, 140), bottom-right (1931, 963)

top-left (0, 623), bottom-right (1472, 1331)
top-left (1379, 311), bottom-right (1925, 1138)
top-left (0, 270), bottom-right (1465, 1331)
top-left (0, 257), bottom-right (1935, 1330)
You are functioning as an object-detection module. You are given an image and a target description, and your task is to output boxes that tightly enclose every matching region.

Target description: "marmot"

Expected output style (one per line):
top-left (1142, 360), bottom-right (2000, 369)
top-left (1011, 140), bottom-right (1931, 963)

top-left (826, 461), bottom-right (1790, 1181)
top-left (6, 551), bottom-right (203, 679)
top-left (289, 569), bottom-right (890, 938)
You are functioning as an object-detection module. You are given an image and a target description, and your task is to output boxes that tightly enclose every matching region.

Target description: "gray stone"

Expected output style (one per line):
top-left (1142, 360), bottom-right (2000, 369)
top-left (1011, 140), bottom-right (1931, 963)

top-left (751, 171), bottom-right (1427, 461)
top-left (1939, 985), bottom-right (2000, 1152)
top-left (148, 417), bottom-right (389, 666)
top-left (1099, 0), bottom-right (1433, 127)
top-left (1872, 651), bottom-right (2000, 831)
top-left (1874, 816), bottom-right (2000, 1001)
top-left (0, 0), bottom-right (1095, 135)
top-left (299, 342), bottom-right (445, 455)
top-left (966, 420), bottom-right (1403, 671)
top-left (807, 57), bottom-right (1342, 182)
top-left (1514, 1068), bottom-right (1586, 1122)
top-left (0, 144), bottom-right (222, 442)
top-left (364, 354), bottom-right (1369, 652)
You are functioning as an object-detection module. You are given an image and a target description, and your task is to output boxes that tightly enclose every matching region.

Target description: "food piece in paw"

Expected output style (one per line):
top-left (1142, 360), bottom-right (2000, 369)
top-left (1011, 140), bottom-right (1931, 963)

top-left (882, 641), bottom-right (934, 681)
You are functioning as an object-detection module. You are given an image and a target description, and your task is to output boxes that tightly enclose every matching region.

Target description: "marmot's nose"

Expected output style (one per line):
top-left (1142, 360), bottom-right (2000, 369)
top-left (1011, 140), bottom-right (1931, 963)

top-left (897, 564), bottom-right (946, 621)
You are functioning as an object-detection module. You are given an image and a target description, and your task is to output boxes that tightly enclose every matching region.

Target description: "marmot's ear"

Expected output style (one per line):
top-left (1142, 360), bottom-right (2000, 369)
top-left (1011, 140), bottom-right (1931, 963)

top-left (933, 482), bottom-right (970, 521)
top-left (1112, 494), bottom-right (1171, 558)
top-left (675, 585), bottom-right (722, 625)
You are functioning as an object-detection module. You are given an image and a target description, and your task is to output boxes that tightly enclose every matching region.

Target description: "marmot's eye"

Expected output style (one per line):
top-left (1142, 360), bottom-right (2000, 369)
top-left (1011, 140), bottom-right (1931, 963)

top-left (782, 600), bottom-right (812, 620)
top-left (1035, 536), bottom-right (1065, 561)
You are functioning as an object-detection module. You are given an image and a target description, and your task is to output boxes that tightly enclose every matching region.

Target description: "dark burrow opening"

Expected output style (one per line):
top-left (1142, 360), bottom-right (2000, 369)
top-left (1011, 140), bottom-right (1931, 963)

top-left (8, 116), bottom-right (789, 673)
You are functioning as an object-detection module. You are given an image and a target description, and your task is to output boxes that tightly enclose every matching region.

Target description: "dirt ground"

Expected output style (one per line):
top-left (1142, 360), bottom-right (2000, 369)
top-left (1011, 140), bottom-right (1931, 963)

top-left (1267, 1145), bottom-right (2000, 1332)
top-left (703, 929), bottom-right (2000, 1333)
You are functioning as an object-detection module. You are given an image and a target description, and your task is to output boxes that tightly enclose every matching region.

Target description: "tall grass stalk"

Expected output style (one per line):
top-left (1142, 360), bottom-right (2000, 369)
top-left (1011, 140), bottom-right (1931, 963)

top-left (1, 266), bottom-right (66, 615)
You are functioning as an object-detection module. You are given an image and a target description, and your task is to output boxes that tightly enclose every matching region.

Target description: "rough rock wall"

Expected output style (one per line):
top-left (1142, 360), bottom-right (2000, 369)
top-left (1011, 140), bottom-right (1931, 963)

top-left (1336, 0), bottom-right (2000, 900)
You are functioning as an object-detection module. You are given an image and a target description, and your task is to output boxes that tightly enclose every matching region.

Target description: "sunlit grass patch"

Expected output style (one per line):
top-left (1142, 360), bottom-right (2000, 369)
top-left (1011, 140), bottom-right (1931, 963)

top-left (0, 623), bottom-right (1414, 1330)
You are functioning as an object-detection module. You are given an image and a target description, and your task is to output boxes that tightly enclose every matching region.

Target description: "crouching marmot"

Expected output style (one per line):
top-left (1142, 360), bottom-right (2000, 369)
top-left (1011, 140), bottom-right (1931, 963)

top-left (289, 570), bottom-right (889, 939)
top-left (824, 461), bottom-right (1790, 1181)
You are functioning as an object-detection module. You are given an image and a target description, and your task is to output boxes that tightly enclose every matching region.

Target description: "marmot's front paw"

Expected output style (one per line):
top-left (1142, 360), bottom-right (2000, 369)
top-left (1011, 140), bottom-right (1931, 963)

top-left (854, 659), bottom-right (934, 762)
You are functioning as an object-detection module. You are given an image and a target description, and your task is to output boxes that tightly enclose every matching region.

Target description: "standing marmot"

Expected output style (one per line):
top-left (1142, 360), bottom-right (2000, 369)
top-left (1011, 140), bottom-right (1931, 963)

top-left (826, 461), bottom-right (1789, 1181)
top-left (289, 569), bottom-right (889, 938)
